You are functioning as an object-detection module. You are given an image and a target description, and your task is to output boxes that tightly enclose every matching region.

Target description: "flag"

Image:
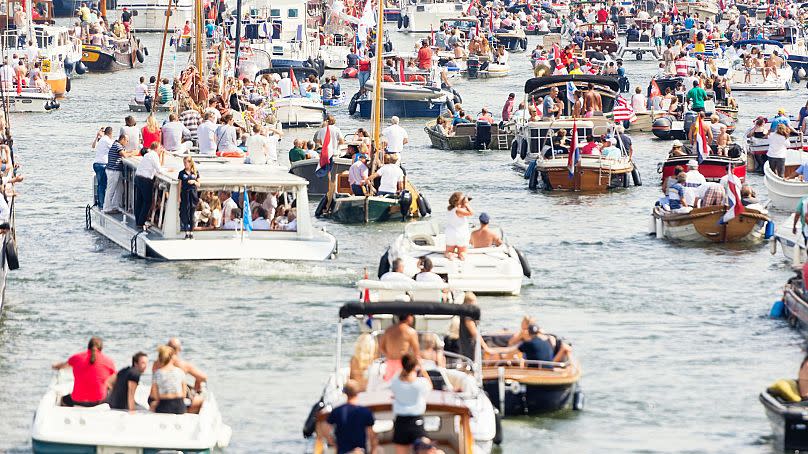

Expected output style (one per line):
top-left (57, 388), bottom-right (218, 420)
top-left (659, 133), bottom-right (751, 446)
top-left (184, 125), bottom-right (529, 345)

top-left (475, 21), bottom-right (480, 38)
top-left (552, 43), bottom-right (561, 60)
top-left (360, 268), bottom-right (371, 302)
top-left (15, 73), bottom-right (21, 95)
top-left (430, 24), bottom-right (435, 46)
top-left (466, 0), bottom-right (477, 14)
top-left (489, 9), bottom-right (494, 33)
top-left (671, 2), bottom-right (678, 16)
top-left (568, 118), bottom-right (580, 178)
top-left (650, 79), bottom-right (661, 98)
top-left (315, 124), bottom-right (333, 177)
top-left (566, 81), bottom-right (577, 102)
top-left (694, 116), bottom-right (709, 163)
top-left (613, 95), bottom-right (637, 123)
top-left (720, 171), bottom-right (745, 224)
top-left (289, 67), bottom-right (300, 96)
top-left (242, 187), bottom-right (253, 232)
top-left (399, 58), bottom-right (405, 83)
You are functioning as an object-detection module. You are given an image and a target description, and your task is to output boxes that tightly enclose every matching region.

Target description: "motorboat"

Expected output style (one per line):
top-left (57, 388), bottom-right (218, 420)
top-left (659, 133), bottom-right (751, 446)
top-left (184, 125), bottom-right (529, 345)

top-left (81, 35), bottom-right (146, 72)
top-left (576, 23), bottom-right (623, 58)
top-left (2, 87), bottom-right (59, 112)
top-left (481, 331), bottom-right (583, 416)
top-left (673, 1), bottom-right (719, 20)
top-left (763, 149), bottom-right (808, 211)
top-left (725, 40), bottom-right (794, 91)
top-left (362, 79), bottom-right (447, 101)
top-left (319, 24), bottom-right (354, 69)
top-left (649, 77), bottom-right (737, 140)
top-left (650, 203), bottom-right (770, 243)
top-left (380, 220), bottom-right (530, 295)
top-left (746, 125), bottom-right (807, 174)
top-left (114, 0), bottom-right (195, 32)
top-left (424, 118), bottom-right (515, 151)
top-left (770, 214), bottom-right (807, 266)
top-left (305, 301), bottom-right (500, 453)
top-left (618, 27), bottom-right (660, 60)
top-left (520, 74), bottom-right (620, 129)
top-left (87, 154), bottom-right (338, 260)
top-left (350, 81), bottom-right (452, 119)
top-left (0, 125), bottom-right (18, 315)
top-left (288, 136), bottom-right (361, 196)
top-left (398, 0), bottom-right (468, 33)
top-left (659, 154), bottom-right (746, 184)
top-left (31, 370), bottom-right (231, 453)
top-left (255, 67), bottom-right (326, 127)
top-left (760, 379), bottom-right (808, 452)
top-left (494, 28), bottom-right (528, 52)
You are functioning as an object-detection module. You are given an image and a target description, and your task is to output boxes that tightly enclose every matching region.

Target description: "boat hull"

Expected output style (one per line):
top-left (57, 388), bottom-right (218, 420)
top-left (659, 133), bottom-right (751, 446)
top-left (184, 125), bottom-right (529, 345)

top-left (760, 390), bottom-right (808, 452)
top-left (81, 46), bottom-right (140, 72)
top-left (650, 206), bottom-right (769, 243)
top-left (482, 380), bottom-right (576, 416)
top-left (321, 195), bottom-right (401, 223)
top-left (357, 98), bottom-right (446, 118)
top-left (763, 163), bottom-right (808, 211)
top-left (2, 92), bottom-right (58, 113)
top-left (273, 99), bottom-right (326, 127)
top-left (289, 158), bottom-right (352, 196)
top-left (537, 162), bottom-right (633, 191)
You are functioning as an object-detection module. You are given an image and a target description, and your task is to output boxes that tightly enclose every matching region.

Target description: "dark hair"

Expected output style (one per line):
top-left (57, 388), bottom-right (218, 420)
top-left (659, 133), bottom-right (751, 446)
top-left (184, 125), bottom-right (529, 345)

top-left (420, 257), bottom-right (433, 271)
top-left (401, 353), bottom-right (417, 374)
top-left (131, 351), bottom-right (147, 366)
top-left (125, 116), bottom-right (135, 127)
top-left (104, 126), bottom-right (113, 135)
top-left (87, 337), bottom-right (103, 364)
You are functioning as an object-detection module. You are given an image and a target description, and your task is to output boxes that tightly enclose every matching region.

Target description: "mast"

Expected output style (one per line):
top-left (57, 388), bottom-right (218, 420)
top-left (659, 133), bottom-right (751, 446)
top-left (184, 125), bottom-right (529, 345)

top-left (100, 0), bottom-right (106, 19)
top-left (371, 0), bottom-right (384, 160)
top-left (154, 0), bottom-right (176, 99)
top-left (233, 0), bottom-right (242, 75)
top-left (194, 0), bottom-right (203, 74)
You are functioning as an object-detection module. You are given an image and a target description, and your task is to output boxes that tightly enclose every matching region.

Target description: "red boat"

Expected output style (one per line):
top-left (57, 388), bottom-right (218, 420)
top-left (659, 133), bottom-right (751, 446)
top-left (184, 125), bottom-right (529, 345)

top-left (660, 154), bottom-right (746, 183)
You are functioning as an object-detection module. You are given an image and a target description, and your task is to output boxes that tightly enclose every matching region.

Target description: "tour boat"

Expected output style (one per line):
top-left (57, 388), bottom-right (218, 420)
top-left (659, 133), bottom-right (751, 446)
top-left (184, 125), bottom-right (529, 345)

top-left (725, 40), bottom-right (794, 91)
top-left (305, 301), bottom-right (500, 453)
top-left (770, 214), bottom-right (807, 267)
top-left (481, 331), bottom-right (583, 416)
top-left (398, 0), bottom-right (468, 33)
top-left (424, 118), bottom-right (515, 151)
top-left (379, 220), bottom-right (530, 295)
top-left (763, 153), bottom-right (808, 211)
top-left (256, 67), bottom-right (327, 127)
top-left (86, 155), bottom-right (337, 261)
top-left (81, 36), bottom-right (146, 72)
top-left (114, 0), bottom-right (195, 32)
top-left (650, 205), bottom-right (771, 243)
top-left (31, 371), bottom-right (231, 453)
top-left (619, 31), bottom-right (660, 61)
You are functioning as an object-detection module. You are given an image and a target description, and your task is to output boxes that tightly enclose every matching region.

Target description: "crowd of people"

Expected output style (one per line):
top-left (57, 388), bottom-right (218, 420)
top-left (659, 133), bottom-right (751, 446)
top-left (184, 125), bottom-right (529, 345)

top-left (658, 159), bottom-right (761, 213)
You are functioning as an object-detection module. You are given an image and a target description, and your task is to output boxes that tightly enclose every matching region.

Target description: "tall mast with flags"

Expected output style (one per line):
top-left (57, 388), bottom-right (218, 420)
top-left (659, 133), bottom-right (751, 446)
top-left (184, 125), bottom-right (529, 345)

top-left (371, 0), bottom-right (384, 162)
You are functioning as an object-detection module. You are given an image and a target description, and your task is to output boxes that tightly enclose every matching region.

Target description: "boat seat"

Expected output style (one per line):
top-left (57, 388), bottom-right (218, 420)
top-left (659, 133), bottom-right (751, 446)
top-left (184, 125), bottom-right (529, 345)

top-left (336, 171), bottom-right (351, 194)
top-left (454, 124), bottom-right (476, 137)
top-left (409, 233), bottom-right (436, 246)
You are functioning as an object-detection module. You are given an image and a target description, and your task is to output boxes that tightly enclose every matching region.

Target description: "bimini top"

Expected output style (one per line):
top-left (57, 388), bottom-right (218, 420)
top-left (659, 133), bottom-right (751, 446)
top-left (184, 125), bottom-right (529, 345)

top-left (732, 39), bottom-right (785, 48)
top-left (256, 66), bottom-right (320, 80)
top-left (524, 74), bottom-right (620, 95)
top-left (339, 302), bottom-right (481, 320)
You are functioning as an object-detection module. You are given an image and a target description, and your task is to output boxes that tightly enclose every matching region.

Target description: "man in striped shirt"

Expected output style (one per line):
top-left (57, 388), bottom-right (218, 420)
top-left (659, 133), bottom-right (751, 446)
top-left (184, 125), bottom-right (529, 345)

top-left (180, 107), bottom-right (201, 143)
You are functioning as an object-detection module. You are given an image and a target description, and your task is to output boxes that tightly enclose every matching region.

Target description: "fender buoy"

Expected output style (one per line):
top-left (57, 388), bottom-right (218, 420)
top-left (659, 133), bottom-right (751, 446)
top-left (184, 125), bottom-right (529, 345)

top-left (510, 139), bottom-right (519, 160)
top-left (397, 15), bottom-right (403, 29)
top-left (636, 51), bottom-right (642, 60)
top-left (528, 165), bottom-right (539, 189)
top-left (348, 92), bottom-right (359, 115)
top-left (76, 61), bottom-right (87, 74)
top-left (302, 399), bottom-right (325, 437)
top-left (631, 164), bottom-right (642, 186)
top-left (4, 237), bottom-right (19, 270)
top-left (63, 58), bottom-right (74, 75)
top-left (314, 195), bottom-right (328, 217)
top-left (342, 67), bottom-right (358, 78)
top-left (65, 76), bottom-right (71, 93)
top-left (383, 74), bottom-right (394, 82)
top-left (524, 159), bottom-right (536, 179)
top-left (216, 150), bottom-right (245, 158)
top-left (421, 194), bottom-right (431, 214)
top-left (515, 247), bottom-right (530, 277)
top-left (136, 49), bottom-right (145, 63)
top-left (519, 138), bottom-right (528, 160)
top-left (493, 412), bottom-right (504, 445)
top-left (445, 99), bottom-right (455, 114)
top-left (520, 38), bottom-right (527, 50)
top-left (417, 195), bottom-right (428, 217)
top-left (384, 41), bottom-right (393, 52)
top-left (452, 89), bottom-right (462, 104)
top-left (402, 16), bottom-right (409, 28)
top-left (143, 46), bottom-right (149, 56)
top-left (573, 390), bottom-right (585, 411)
top-left (377, 250), bottom-right (390, 278)
top-left (44, 101), bottom-right (53, 111)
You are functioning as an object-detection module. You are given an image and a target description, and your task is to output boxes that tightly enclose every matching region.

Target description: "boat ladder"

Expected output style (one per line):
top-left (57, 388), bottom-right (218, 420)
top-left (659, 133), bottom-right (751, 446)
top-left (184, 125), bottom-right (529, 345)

top-left (495, 133), bottom-right (508, 150)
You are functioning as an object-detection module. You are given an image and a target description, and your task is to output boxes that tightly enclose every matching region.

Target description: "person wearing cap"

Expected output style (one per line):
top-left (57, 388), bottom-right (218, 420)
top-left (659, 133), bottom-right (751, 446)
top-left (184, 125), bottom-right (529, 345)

top-left (684, 160), bottom-right (706, 189)
top-left (770, 108), bottom-right (793, 133)
top-left (348, 153), bottom-right (369, 196)
top-left (381, 116), bottom-right (409, 160)
top-left (669, 140), bottom-right (686, 157)
top-left (601, 137), bottom-right (622, 159)
top-left (321, 379), bottom-right (378, 454)
top-left (470, 213), bottom-right (502, 249)
top-left (502, 93), bottom-right (516, 122)
top-left (489, 323), bottom-right (568, 366)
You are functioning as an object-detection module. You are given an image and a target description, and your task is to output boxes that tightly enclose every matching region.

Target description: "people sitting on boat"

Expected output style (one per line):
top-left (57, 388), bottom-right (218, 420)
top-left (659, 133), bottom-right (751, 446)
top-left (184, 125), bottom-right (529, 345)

top-left (770, 108), bottom-right (793, 133)
top-left (765, 50), bottom-right (784, 79)
top-left (288, 139), bottom-right (311, 163)
top-left (600, 137), bottom-right (621, 159)
top-left (470, 212), bottom-right (502, 248)
top-left (580, 135), bottom-right (600, 155)
top-left (444, 192), bottom-right (473, 260)
top-left (477, 109), bottom-right (495, 125)
top-left (433, 116), bottom-right (452, 137)
top-left (349, 153), bottom-right (369, 196)
top-left (380, 314), bottom-right (420, 381)
top-left (415, 257), bottom-right (443, 283)
top-left (685, 160), bottom-right (706, 189)
top-left (161, 113), bottom-right (192, 154)
top-left (150, 345), bottom-right (202, 414)
top-left (107, 351), bottom-right (148, 411)
top-left (52, 337), bottom-right (116, 407)
top-left (417, 40), bottom-right (433, 70)
top-left (368, 154), bottom-right (404, 197)
top-left (664, 172), bottom-right (692, 213)
top-left (381, 258), bottom-right (415, 283)
top-left (222, 207), bottom-right (241, 230)
top-left (747, 116), bottom-right (769, 139)
top-left (420, 333), bottom-right (446, 369)
top-left (452, 110), bottom-right (473, 126)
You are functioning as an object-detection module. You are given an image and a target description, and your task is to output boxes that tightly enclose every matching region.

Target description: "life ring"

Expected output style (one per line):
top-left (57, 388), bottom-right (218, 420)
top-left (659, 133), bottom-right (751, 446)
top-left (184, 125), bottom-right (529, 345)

top-left (377, 250), bottom-right (390, 278)
top-left (383, 74), bottom-right (394, 82)
top-left (515, 247), bottom-right (530, 277)
top-left (510, 139), bottom-right (519, 160)
top-left (402, 15), bottom-right (410, 28)
top-left (342, 67), bottom-right (358, 78)
top-left (348, 92), bottom-right (359, 115)
top-left (5, 237), bottom-right (19, 270)
top-left (631, 164), bottom-right (642, 186)
top-left (528, 165), bottom-right (539, 189)
top-left (519, 138), bottom-right (528, 160)
top-left (417, 195), bottom-right (429, 217)
top-left (216, 150), bottom-right (245, 158)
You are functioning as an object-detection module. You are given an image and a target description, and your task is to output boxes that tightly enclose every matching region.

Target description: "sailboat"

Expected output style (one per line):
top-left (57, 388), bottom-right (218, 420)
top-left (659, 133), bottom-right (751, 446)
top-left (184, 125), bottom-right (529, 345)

top-left (315, 2), bottom-right (432, 224)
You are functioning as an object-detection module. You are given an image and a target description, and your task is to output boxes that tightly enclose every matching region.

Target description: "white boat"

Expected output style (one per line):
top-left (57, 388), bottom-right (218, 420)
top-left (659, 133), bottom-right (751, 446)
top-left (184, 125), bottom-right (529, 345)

top-left (725, 39), bottom-right (794, 91)
top-left (399, 0), bottom-right (468, 33)
top-left (306, 300), bottom-right (499, 454)
top-left (113, 0), bottom-right (195, 33)
top-left (87, 154), bottom-right (337, 261)
top-left (363, 79), bottom-right (447, 100)
top-left (240, 0), bottom-right (321, 68)
top-left (480, 61), bottom-right (510, 78)
top-left (770, 213), bottom-right (807, 266)
top-left (0, 143), bottom-right (18, 315)
top-left (31, 371), bottom-right (231, 453)
top-left (764, 158), bottom-right (808, 211)
top-left (1, 89), bottom-right (59, 113)
top-left (273, 96), bottom-right (327, 127)
top-left (381, 220), bottom-right (530, 295)
top-left (319, 24), bottom-right (353, 69)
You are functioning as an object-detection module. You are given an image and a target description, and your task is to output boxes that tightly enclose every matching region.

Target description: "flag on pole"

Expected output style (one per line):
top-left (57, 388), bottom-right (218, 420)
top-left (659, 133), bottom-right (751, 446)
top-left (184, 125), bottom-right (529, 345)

top-left (552, 43), bottom-right (561, 60)
top-left (430, 24), bottom-right (435, 46)
top-left (566, 81), bottom-right (577, 102)
top-left (15, 73), bottom-right (21, 95)
top-left (568, 118), bottom-right (580, 178)
top-left (720, 171), bottom-right (745, 224)
top-left (489, 9), bottom-right (494, 33)
top-left (466, 0), bottom-right (477, 14)
top-left (613, 95), bottom-right (637, 123)
top-left (694, 116), bottom-right (709, 162)
top-left (650, 79), bottom-right (661, 99)
top-left (315, 124), bottom-right (333, 178)
top-left (242, 187), bottom-right (253, 232)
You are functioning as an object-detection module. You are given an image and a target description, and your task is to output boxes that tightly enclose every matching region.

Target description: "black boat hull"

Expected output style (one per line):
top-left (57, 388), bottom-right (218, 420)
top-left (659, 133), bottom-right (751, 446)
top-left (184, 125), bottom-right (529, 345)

top-left (483, 379), bottom-right (576, 416)
top-left (760, 391), bottom-right (808, 451)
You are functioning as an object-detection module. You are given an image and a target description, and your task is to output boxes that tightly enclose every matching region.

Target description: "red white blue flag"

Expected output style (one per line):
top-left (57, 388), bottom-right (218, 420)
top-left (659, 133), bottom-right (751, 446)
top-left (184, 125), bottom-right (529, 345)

top-left (720, 171), bottom-right (745, 224)
top-left (568, 119), bottom-right (580, 178)
top-left (613, 95), bottom-right (637, 123)
top-left (315, 124), bottom-right (333, 178)
top-left (695, 116), bottom-right (709, 163)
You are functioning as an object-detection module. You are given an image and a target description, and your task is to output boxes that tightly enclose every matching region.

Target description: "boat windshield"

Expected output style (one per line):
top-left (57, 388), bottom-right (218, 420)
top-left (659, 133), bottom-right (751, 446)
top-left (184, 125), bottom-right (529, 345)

top-left (195, 186), bottom-right (299, 232)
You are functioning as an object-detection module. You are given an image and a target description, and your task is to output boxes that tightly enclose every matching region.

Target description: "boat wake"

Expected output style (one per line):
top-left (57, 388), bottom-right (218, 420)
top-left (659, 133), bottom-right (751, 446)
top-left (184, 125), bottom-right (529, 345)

top-left (221, 259), bottom-right (358, 284)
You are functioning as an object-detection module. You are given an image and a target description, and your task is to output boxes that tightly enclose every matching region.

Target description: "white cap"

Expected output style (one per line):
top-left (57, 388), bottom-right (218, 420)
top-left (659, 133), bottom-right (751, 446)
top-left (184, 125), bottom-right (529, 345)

top-left (672, 139), bottom-right (683, 147)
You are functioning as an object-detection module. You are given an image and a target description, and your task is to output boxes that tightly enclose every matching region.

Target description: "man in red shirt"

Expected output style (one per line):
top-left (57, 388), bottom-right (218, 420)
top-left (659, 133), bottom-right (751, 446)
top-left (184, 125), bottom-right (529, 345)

top-left (52, 337), bottom-right (116, 406)
top-left (597, 7), bottom-right (608, 23)
top-left (417, 40), bottom-right (433, 70)
top-left (580, 134), bottom-right (601, 155)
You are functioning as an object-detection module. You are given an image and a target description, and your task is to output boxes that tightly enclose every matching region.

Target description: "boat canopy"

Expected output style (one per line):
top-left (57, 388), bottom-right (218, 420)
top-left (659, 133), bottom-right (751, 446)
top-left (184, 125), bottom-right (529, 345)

top-left (732, 39), bottom-right (785, 48)
top-left (338, 302), bottom-right (481, 320)
top-left (256, 65), bottom-right (319, 80)
top-left (524, 74), bottom-right (620, 95)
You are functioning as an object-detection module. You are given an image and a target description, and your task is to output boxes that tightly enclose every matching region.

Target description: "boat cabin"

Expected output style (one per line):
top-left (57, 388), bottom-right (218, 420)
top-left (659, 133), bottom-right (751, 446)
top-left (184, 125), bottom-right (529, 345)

top-left (0, 0), bottom-right (55, 31)
top-left (524, 74), bottom-right (619, 116)
top-left (516, 119), bottom-right (602, 157)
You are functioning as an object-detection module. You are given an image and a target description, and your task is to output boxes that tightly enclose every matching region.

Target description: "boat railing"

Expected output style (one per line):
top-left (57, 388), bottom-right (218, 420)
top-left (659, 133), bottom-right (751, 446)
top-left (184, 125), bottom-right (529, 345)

top-left (482, 357), bottom-right (570, 370)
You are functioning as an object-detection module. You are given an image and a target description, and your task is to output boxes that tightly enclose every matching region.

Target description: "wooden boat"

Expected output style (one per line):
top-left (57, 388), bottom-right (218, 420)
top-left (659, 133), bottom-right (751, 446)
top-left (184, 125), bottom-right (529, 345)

top-left (481, 332), bottom-right (583, 416)
top-left (494, 28), bottom-right (528, 52)
top-left (315, 177), bottom-right (430, 224)
top-left (424, 119), bottom-right (515, 151)
top-left (289, 156), bottom-right (352, 196)
top-left (650, 205), bottom-right (770, 243)
top-left (81, 36), bottom-right (146, 72)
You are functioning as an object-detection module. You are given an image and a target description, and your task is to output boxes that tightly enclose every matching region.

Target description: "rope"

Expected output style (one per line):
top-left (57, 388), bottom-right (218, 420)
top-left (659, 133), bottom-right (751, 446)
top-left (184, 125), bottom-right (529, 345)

top-left (85, 204), bottom-right (92, 230)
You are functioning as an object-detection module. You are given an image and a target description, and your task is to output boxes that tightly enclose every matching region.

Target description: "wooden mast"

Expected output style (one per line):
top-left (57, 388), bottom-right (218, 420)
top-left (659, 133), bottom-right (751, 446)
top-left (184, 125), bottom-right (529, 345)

top-left (194, 0), bottom-right (203, 74)
top-left (371, 0), bottom-right (384, 162)
top-left (153, 0), bottom-right (175, 101)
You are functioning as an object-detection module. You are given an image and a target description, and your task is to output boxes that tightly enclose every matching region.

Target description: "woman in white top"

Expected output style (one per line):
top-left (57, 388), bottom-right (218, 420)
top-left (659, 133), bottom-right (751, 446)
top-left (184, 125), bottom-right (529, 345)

top-left (630, 87), bottom-right (647, 113)
top-left (444, 191), bottom-right (473, 260)
top-left (150, 345), bottom-right (203, 414)
top-left (390, 353), bottom-right (433, 454)
top-left (767, 123), bottom-right (790, 178)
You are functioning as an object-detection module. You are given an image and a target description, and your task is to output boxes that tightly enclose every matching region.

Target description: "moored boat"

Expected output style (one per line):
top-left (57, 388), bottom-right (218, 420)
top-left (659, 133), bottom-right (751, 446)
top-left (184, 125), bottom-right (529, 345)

top-left (114, 0), bottom-right (195, 32)
top-left (424, 119), bottom-right (515, 151)
top-left (763, 159), bottom-right (808, 211)
top-left (660, 154), bottom-right (746, 184)
top-left (399, 0), bottom-right (468, 33)
top-left (1, 88), bottom-right (60, 112)
top-left (770, 214), bottom-right (807, 266)
top-left (255, 67), bottom-right (327, 127)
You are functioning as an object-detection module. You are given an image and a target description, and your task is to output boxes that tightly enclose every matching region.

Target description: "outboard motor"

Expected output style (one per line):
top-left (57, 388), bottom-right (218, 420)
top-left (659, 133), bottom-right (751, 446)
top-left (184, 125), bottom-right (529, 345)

top-left (651, 115), bottom-right (673, 140)
top-left (475, 120), bottom-right (492, 149)
top-left (683, 111), bottom-right (697, 136)
top-left (399, 190), bottom-right (413, 221)
top-left (467, 56), bottom-right (479, 79)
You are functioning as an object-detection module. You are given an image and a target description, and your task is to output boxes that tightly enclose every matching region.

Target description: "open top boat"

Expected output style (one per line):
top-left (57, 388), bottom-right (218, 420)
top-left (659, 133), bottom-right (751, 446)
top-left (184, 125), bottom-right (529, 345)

top-left (255, 67), bottom-right (327, 127)
top-left (650, 204), bottom-right (771, 243)
top-left (398, 0), bottom-right (468, 33)
top-left (424, 118), bottom-right (515, 151)
top-left (763, 148), bottom-right (808, 211)
top-left (725, 40), bottom-right (794, 91)
top-left (770, 214), bottom-right (808, 267)
top-left (379, 220), bottom-right (530, 295)
top-left (660, 154), bottom-right (746, 184)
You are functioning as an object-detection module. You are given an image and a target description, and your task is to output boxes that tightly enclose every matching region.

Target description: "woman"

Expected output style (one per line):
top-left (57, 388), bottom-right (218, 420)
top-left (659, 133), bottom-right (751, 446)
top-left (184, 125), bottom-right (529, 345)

top-left (150, 345), bottom-right (203, 414)
top-left (141, 114), bottom-right (162, 149)
top-left (630, 86), bottom-right (647, 113)
top-left (767, 123), bottom-right (790, 177)
top-left (390, 353), bottom-right (432, 454)
top-left (419, 333), bottom-right (446, 368)
top-left (444, 192), bottom-right (473, 260)
top-left (51, 337), bottom-right (116, 407)
top-left (349, 333), bottom-right (377, 391)
top-left (747, 117), bottom-right (768, 139)
top-left (178, 156), bottom-right (200, 239)
top-left (433, 116), bottom-right (451, 136)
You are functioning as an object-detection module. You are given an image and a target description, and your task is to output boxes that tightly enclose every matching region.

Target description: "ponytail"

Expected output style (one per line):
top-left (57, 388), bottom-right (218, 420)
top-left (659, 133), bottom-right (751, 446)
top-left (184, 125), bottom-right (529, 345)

top-left (87, 336), bottom-right (103, 364)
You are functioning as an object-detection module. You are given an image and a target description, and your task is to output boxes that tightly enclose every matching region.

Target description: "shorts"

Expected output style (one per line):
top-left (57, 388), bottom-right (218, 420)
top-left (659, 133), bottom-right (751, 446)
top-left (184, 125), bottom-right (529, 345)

top-left (155, 397), bottom-right (187, 414)
top-left (654, 37), bottom-right (663, 46)
top-left (393, 415), bottom-right (426, 445)
top-left (61, 394), bottom-right (103, 407)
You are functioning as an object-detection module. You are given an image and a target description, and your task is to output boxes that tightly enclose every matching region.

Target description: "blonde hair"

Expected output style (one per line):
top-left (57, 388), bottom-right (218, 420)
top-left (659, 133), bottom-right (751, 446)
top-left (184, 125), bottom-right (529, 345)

top-left (352, 333), bottom-right (377, 371)
top-left (145, 114), bottom-right (160, 133)
top-left (157, 345), bottom-right (174, 367)
top-left (183, 156), bottom-right (197, 174)
top-left (776, 123), bottom-right (790, 137)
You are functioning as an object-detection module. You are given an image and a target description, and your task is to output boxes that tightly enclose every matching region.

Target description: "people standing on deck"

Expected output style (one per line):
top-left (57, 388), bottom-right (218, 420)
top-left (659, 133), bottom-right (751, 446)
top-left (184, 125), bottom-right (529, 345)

top-left (358, 54), bottom-right (371, 89)
top-left (368, 154), bottom-right (404, 196)
top-left (103, 134), bottom-right (132, 213)
top-left (92, 126), bottom-right (114, 209)
top-left (119, 116), bottom-right (141, 152)
top-left (382, 116), bottom-right (409, 162)
top-left (180, 107), bottom-right (202, 143)
top-left (133, 142), bottom-right (163, 228)
top-left (583, 83), bottom-right (603, 117)
top-left (107, 352), bottom-right (148, 411)
top-left (52, 337), bottom-right (116, 407)
top-left (322, 379), bottom-right (379, 454)
top-left (178, 156), bottom-right (200, 239)
top-left (768, 123), bottom-right (791, 178)
top-left (686, 80), bottom-right (708, 113)
top-left (502, 92), bottom-right (515, 122)
top-left (444, 191), bottom-right (473, 260)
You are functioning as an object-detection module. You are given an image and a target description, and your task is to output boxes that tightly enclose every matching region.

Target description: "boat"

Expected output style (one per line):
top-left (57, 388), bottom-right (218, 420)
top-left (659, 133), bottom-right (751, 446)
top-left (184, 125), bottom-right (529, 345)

top-left (86, 155), bottom-right (338, 260)
top-left (398, 0), bottom-right (468, 33)
top-left (379, 220), bottom-right (530, 295)
top-left (770, 214), bottom-right (808, 266)
top-left (747, 126), bottom-right (808, 175)
top-left (650, 204), bottom-right (771, 243)
top-left (113, 0), bottom-right (195, 32)
top-left (315, 175), bottom-right (430, 223)
top-left (289, 139), bottom-right (355, 196)
top-left (0, 103), bottom-right (19, 315)
top-left (31, 370), bottom-right (231, 453)
top-left (760, 379), bottom-right (808, 452)
top-left (81, 35), bottom-right (146, 72)
top-left (493, 28), bottom-right (528, 52)
top-left (319, 24), bottom-right (354, 69)
top-left (520, 74), bottom-right (621, 130)
top-left (725, 40), bottom-right (794, 91)
top-left (577, 22), bottom-right (623, 58)
top-left (481, 330), bottom-right (583, 416)
top-left (424, 118), bottom-right (515, 151)
top-left (763, 149), bottom-right (808, 210)
top-left (659, 154), bottom-right (746, 184)
top-left (674, 1), bottom-right (719, 20)
top-left (618, 26), bottom-right (660, 60)
top-left (650, 78), bottom-right (737, 140)
top-left (255, 67), bottom-right (327, 127)
top-left (305, 300), bottom-right (500, 453)
top-left (351, 80), bottom-right (452, 118)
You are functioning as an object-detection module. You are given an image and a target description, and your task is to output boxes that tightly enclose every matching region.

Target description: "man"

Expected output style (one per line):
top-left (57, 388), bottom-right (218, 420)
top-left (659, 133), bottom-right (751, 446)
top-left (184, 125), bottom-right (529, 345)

top-left (601, 137), bottom-right (622, 159)
top-left (417, 40), bottom-right (433, 70)
top-left (157, 78), bottom-right (173, 105)
top-left (380, 258), bottom-right (414, 282)
top-left (381, 116), bottom-right (409, 158)
top-left (583, 83), bottom-right (602, 116)
top-left (196, 112), bottom-right (217, 155)
top-left (492, 324), bottom-right (569, 365)
top-left (580, 134), bottom-right (600, 155)
top-left (470, 212), bottom-right (503, 248)
top-left (289, 139), bottom-right (311, 163)
top-left (348, 153), bottom-right (369, 195)
top-left (120, 7), bottom-right (132, 32)
top-left (346, 48), bottom-right (359, 69)
top-left (107, 352), bottom-right (148, 411)
top-left (92, 126), bottom-right (114, 209)
top-left (368, 154), bottom-right (404, 196)
top-left (119, 116), bottom-right (140, 152)
top-left (689, 112), bottom-right (714, 146)
top-left (542, 86), bottom-right (561, 118)
top-left (686, 80), bottom-right (708, 113)
top-left (684, 160), bottom-right (706, 189)
top-left (766, 50), bottom-right (783, 79)
top-left (314, 115), bottom-right (346, 156)
top-left (222, 207), bottom-right (240, 230)
top-left (278, 72), bottom-right (293, 98)
top-left (161, 113), bottom-right (193, 153)
top-left (323, 380), bottom-right (378, 454)
top-left (770, 108), bottom-right (792, 133)
top-left (502, 92), bottom-right (515, 122)
top-left (358, 54), bottom-right (371, 89)
top-left (133, 143), bottom-right (163, 230)
top-left (379, 312), bottom-right (420, 380)
top-left (695, 181), bottom-right (726, 207)
top-left (792, 195), bottom-right (808, 242)
top-left (330, 75), bottom-right (341, 97)
top-left (415, 257), bottom-right (443, 283)
top-left (252, 207), bottom-right (271, 229)
top-left (320, 77), bottom-right (334, 100)
top-left (134, 76), bottom-right (148, 105)
top-left (180, 107), bottom-right (202, 142)
top-left (103, 134), bottom-right (132, 214)
top-left (52, 337), bottom-right (116, 407)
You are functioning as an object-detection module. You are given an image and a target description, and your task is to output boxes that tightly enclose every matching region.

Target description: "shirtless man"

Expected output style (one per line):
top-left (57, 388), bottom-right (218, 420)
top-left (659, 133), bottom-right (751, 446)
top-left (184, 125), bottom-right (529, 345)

top-left (152, 337), bottom-right (208, 392)
top-left (688, 112), bottom-right (714, 146)
top-left (378, 314), bottom-right (420, 381)
top-left (582, 83), bottom-right (602, 117)
top-left (766, 50), bottom-right (783, 79)
top-left (470, 213), bottom-right (502, 248)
